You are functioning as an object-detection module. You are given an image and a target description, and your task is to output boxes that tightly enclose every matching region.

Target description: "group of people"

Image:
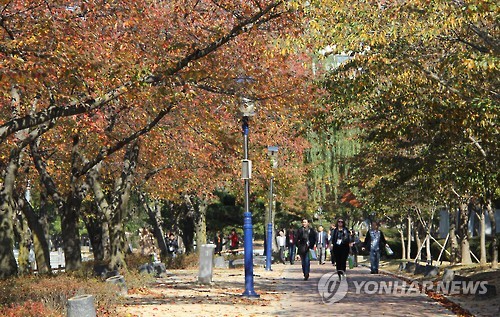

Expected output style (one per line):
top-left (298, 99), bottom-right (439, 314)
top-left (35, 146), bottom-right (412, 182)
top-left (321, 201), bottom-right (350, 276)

top-left (213, 228), bottom-right (241, 255)
top-left (285, 219), bottom-right (388, 280)
top-left (139, 228), bottom-right (180, 258)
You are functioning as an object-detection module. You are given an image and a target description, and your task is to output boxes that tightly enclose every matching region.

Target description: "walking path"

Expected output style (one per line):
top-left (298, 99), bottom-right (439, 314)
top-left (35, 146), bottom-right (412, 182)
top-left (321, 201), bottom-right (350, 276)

top-left (277, 263), bottom-right (455, 316)
top-left (120, 261), bottom-right (459, 316)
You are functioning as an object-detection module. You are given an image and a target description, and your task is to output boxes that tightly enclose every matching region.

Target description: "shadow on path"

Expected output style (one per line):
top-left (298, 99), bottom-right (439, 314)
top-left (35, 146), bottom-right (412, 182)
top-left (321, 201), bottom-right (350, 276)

top-left (273, 263), bottom-right (457, 316)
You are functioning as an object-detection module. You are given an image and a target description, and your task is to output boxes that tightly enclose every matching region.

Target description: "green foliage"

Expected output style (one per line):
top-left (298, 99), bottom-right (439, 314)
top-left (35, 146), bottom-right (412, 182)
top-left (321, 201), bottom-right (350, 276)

top-left (303, 0), bottom-right (499, 221)
top-left (207, 190), bottom-right (243, 232)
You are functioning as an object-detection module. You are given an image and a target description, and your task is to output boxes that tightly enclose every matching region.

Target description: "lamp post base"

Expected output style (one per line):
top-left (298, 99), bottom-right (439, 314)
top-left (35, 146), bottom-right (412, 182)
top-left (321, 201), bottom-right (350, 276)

top-left (241, 290), bottom-right (260, 298)
top-left (265, 222), bottom-right (272, 271)
top-left (242, 211), bottom-right (259, 298)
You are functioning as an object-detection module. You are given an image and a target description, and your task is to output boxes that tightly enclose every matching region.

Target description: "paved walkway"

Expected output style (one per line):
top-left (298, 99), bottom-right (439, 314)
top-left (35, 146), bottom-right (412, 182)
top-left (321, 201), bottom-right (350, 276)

top-left (120, 262), bottom-right (459, 316)
top-left (275, 262), bottom-right (456, 316)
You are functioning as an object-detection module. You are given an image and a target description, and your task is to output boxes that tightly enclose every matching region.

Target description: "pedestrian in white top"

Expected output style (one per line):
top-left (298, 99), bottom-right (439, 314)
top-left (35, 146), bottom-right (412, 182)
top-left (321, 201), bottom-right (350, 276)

top-left (276, 230), bottom-right (287, 264)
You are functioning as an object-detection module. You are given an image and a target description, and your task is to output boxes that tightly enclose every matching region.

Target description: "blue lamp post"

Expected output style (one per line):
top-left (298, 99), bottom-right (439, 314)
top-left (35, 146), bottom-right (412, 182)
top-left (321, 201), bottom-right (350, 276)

top-left (265, 146), bottom-right (278, 271)
top-left (240, 98), bottom-right (259, 298)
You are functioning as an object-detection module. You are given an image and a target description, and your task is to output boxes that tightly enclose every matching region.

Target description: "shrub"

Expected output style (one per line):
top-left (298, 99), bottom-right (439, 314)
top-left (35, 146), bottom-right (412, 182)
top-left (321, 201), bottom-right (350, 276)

top-left (0, 300), bottom-right (62, 317)
top-left (165, 253), bottom-right (199, 269)
top-left (0, 274), bottom-right (121, 316)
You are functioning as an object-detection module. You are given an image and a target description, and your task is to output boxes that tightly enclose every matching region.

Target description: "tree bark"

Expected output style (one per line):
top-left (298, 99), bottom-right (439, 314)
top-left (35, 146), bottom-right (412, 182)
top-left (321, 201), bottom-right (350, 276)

top-left (141, 194), bottom-right (168, 258)
top-left (84, 215), bottom-right (105, 262)
top-left (14, 213), bottom-right (31, 275)
top-left (448, 205), bottom-right (460, 264)
top-left (86, 164), bottom-right (111, 262)
top-left (108, 140), bottom-right (139, 271)
top-left (0, 157), bottom-right (20, 278)
top-left (458, 200), bottom-right (473, 264)
top-left (19, 196), bottom-right (51, 274)
top-left (407, 215), bottom-right (412, 260)
top-left (415, 226), bottom-right (422, 262)
top-left (61, 192), bottom-right (83, 271)
top-left (195, 197), bottom-right (208, 250)
top-left (426, 230), bottom-right (432, 263)
top-left (399, 227), bottom-right (406, 260)
top-left (0, 87), bottom-right (23, 278)
top-left (478, 207), bottom-right (487, 266)
top-left (485, 196), bottom-right (498, 268)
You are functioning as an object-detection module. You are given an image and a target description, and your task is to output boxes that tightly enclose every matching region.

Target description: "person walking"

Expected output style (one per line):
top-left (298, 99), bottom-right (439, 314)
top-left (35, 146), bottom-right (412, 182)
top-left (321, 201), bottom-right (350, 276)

top-left (331, 218), bottom-right (350, 279)
top-left (349, 229), bottom-right (360, 267)
top-left (296, 219), bottom-right (316, 280)
top-left (286, 227), bottom-right (297, 264)
top-left (276, 230), bottom-right (287, 264)
top-left (362, 221), bottom-right (388, 274)
top-left (228, 228), bottom-right (239, 254)
top-left (214, 231), bottom-right (224, 255)
top-left (316, 225), bottom-right (328, 265)
top-left (166, 233), bottom-right (179, 257)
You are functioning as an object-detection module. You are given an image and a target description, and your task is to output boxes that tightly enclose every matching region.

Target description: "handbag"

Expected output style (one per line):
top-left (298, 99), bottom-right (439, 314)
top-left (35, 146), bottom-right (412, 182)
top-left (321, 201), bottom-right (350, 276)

top-left (308, 249), bottom-right (317, 260)
top-left (348, 255), bottom-right (355, 269)
top-left (385, 244), bottom-right (394, 256)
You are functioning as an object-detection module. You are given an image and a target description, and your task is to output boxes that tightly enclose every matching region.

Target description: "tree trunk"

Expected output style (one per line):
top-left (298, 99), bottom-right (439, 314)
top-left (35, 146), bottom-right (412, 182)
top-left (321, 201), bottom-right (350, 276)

top-left (449, 206), bottom-right (460, 264)
top-left (82, 204), bottom-right (105, 262)
top-left (14, 213), bottom-right (31, 275)
top-left (142, 195), bottom-right (168, 258)
top-left (399, 227), bottom-right (406, 260)
top-left (0, 86), bottom-right (22, 278)
top-left (108, 140), bottom-right (139, 271)
top-left (458, 200), bottom-right (473, 264)
top-left (407, 215), bottom-right (412, 260)
top-left (0, 158), bottom-right (20, 278)
top-left (485, 196), bottom-right (498, 268)
top-left (415, 227), bottom-right (422, 262)
top-left (61, 193), bottom-right (83, 271)
top-left (86, 164), bottom-right (110, 262)
top-left (19, 196), bottom-right (51, 274)
top-left (426, 231), bottom-right (432, 263)
top-left (195, 198), bottom-right (208, 250)
top-left (479, 207), bottom-right (487, 266)
top-left (180, 215), bottom-right (195, 254)
top-left (108, 218), bottom-right (126, 270)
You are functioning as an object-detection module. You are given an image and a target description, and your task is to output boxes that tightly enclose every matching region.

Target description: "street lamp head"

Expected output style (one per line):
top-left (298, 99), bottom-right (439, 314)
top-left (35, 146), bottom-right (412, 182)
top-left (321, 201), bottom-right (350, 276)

top-left (239, 97), bottom-right (256, 117)
top-left (267, 146), bottom-right (279, 169)
top-left (267, 146), bottom-right (279, 156)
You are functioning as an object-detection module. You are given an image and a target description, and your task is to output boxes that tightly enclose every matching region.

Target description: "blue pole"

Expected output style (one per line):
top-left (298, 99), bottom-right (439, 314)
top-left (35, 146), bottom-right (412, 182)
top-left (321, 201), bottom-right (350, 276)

top-left (241, 116), bottom-right (259, 298)
top-left (266, 223), bottom-right (272, 270)
top-left (265, 175), bottom-right (274, 271)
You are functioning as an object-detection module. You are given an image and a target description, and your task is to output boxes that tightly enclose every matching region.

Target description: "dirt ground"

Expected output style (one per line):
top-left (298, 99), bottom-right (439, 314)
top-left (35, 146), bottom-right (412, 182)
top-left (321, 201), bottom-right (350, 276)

top-left (118, 265), bottom-right (287, 317)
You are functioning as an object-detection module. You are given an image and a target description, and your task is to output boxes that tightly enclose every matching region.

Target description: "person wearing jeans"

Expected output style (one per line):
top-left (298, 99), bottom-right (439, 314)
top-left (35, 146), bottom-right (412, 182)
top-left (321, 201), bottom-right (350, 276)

top-left (286, 227), bottom-right (297, 264)
top-left (362, 221), bottom-right (388, 274)
top-left (295, 219), bottom-right (316, 280)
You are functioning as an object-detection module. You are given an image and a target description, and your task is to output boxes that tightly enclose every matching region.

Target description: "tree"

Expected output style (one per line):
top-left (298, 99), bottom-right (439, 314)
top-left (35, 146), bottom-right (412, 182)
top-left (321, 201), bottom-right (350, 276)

top-left (300, 0), bottom-right (498, 264)
top-left (1, 0), bottom-right (316, 276)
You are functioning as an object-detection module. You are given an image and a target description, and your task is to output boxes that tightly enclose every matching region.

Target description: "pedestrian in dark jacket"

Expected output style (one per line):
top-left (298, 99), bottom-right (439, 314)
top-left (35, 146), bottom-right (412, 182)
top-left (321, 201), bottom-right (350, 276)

top-left (166, 233), bottom-right (179, 257)
top-left (362, 221), bottom-right (388, 274)
top-left (295, 219), bottom-right (316, 280)
top-left (331, 218), bottom-right (350, 279)
top-left (286, 227), bottom-right (297, 264)
top-left (214, 231), bottom-right (224, 255)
